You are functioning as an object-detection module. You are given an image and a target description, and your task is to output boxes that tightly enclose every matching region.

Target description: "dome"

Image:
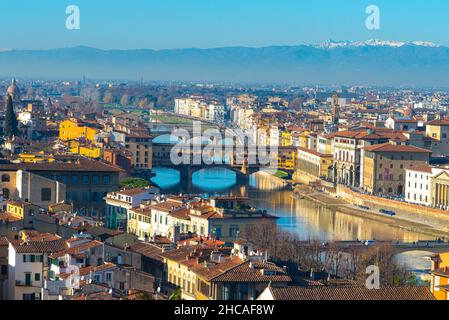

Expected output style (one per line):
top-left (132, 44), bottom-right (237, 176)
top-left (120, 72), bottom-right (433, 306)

top-left (6, 79), bottom-right (20, 100)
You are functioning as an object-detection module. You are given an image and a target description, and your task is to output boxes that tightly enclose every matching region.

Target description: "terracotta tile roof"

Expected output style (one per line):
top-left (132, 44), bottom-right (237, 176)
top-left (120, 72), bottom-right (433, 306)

top-left (363, 143), bottom-right (431, 153)
top-left (194, 256), bottom-right (245, 281)
top-left (297, 147), bottom-right (332, 158)
top-left (264, 286), bottom-right (435, 300)
top-left (0, 236), bottom-right (8, 246)
top-left (211, 260), bottom-right (291, 283)
top-left (129, 242), bottom-right (164, 261)
top-left (334, 131), bottom-right (369, 139)
top-left (169, 208), bottom-right (191, 221)
top-left (150, 201), bottom-right (184, 212)
top-left (10, 238), bottom-right (68, 254)
top-left (59, 262), bottom-right (116, 279)
top-left (390, 117), bottom-right (418, 123)
top-left (427, 119), bottom-right (449, 126)
top-left (178, 237), bottom-right (225, 247)
top-left (50, 240), bottom-right (103, 258)
top-left (0, 213), bottom-right (22, 222)
top-left (129, 206), bottom-right (152, 217)
top-left (117, 188), bottom-right (149, 196)
top-left (407, 165), bottom-right (433, 174)
top-left (161, 246), bottom-right (233, 270)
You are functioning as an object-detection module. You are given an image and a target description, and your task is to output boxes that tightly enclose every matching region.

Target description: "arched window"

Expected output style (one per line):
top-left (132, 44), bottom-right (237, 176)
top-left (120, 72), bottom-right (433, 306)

top-left (1, 174), bottom-right (10, 182)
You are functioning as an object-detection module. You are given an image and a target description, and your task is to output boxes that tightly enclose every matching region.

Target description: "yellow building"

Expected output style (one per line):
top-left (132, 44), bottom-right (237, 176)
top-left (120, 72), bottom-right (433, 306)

top-left (295, 147), bottom-right (333, 183)
top-left (59, 119), bottom-right (99, 143)
top-left (430, 252), bottom-right (449, 300)
top-left (163, 247), bottom-right (200, 300)
top-left (361, 143), bottom-right (431, 195)
top-left (6, 200), bottom-right (40, 222)
top-left (127, 206), bottom-right (152, 240)
top-left (277, 146), bottom-right (297, 171)
top-left (281, 131), bottom-right (292, 147)
top-left (18, 152), bottom-right (55, 163)
top-left (124, 133), bottom-right (152, 172)
top-left (298, 131), bottom-right (311, 149)
top-left (69, 141), bottom-right (101, 159)
top-left (426, 119), bottom-right (449, 156)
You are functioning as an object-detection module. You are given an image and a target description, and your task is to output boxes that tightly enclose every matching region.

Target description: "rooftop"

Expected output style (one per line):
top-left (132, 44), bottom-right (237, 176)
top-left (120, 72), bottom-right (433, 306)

top-left (363, 143), bottom-right (431, 153)
top-left (263, 285), bottom-right (435, 300)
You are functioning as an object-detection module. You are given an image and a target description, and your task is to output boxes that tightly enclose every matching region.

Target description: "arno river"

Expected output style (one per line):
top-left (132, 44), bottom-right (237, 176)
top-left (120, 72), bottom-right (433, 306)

top-left (151, 167), bottom-right (433, 273)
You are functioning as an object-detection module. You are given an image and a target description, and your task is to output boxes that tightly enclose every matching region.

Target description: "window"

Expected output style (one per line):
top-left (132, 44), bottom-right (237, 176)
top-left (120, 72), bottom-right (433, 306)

top-left (2, 188), bottom-right (10, 199)
top-left (106, 272), bottom-right (112, 281)
top-left (35, 273), bottom-right (40, 281)
top-left (82, 175), bottom-right (89, 184)
top-left (72, 175), bottom-right (79, 184)
top-left (41, 188), bottom-right (52, 201)
top-left (103, 175), bottom-right (111, 184)
top-left (23, 293), bottom-right (36, 300)
top-left (1, 174), bottom-right (10, 182)
top-left (0, 265), bottom-right (6, 275)
top-left (93, 175), bottom-right (100, 184)
top-left (229, 225), bottom-right (239, 238)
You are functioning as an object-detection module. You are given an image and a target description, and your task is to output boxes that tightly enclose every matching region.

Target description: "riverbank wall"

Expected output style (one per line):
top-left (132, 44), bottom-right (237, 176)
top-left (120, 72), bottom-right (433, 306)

top-left (293, 184), bottom-right (449, 239)
top-left (335, 186), bottom-right (449, 219)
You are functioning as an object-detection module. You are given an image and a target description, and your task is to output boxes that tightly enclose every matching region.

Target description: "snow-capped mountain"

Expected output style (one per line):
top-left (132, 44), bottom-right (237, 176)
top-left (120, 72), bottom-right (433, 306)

top-left (0, 40), bottom-right (448, 86)
top-left (315, 39), bottom-right (440, 49)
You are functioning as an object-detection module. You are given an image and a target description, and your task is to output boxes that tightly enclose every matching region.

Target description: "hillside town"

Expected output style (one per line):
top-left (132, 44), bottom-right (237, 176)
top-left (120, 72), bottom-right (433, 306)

top-left (1, 79), bottom-right (449, 301)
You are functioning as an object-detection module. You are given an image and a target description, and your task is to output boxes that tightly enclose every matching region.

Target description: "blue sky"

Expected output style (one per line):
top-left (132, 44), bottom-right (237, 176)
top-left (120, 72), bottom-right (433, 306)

top-left (2, 0), bottom-right (448, 50)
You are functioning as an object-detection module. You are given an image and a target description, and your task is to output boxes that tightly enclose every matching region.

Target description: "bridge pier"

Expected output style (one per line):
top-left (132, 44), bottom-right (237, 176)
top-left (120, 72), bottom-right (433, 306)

top-left (236, 171), bottom-right (251, 185)
top-left (178, 165), bottom-right (194, 191)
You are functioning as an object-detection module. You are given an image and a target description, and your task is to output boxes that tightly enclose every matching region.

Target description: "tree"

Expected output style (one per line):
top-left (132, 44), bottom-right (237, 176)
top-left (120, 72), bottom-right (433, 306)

top-left (169, 288), bottom-right (182, 300)
top-left (4, 95), bottom-right (18, 139)
top-left (119, 177), bottom-right (150, 189)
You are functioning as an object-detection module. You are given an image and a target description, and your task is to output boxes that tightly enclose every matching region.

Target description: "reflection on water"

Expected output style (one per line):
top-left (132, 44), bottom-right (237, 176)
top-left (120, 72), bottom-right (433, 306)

top-left (151, 167), bottom-right (433, 242)
top-left (192, 169), bottom-right (237, 191)
top-left (395, 251), bottom-right (432, 272)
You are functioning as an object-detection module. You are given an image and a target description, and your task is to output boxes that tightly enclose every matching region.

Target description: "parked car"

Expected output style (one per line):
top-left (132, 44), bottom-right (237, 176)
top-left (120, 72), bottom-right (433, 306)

top-left (379, 209), bottom-right (396, 216)
top-left (364, 240), bottom-right (376, 246)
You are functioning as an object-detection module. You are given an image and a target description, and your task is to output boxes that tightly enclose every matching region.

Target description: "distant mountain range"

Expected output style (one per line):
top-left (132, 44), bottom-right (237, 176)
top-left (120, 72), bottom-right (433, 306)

top-left (1, 39), bottom-right (449, 86)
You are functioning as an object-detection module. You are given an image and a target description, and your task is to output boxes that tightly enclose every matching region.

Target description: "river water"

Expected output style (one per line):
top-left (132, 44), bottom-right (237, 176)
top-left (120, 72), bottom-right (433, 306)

top-left (151, 167), bottom-right (434, 273)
